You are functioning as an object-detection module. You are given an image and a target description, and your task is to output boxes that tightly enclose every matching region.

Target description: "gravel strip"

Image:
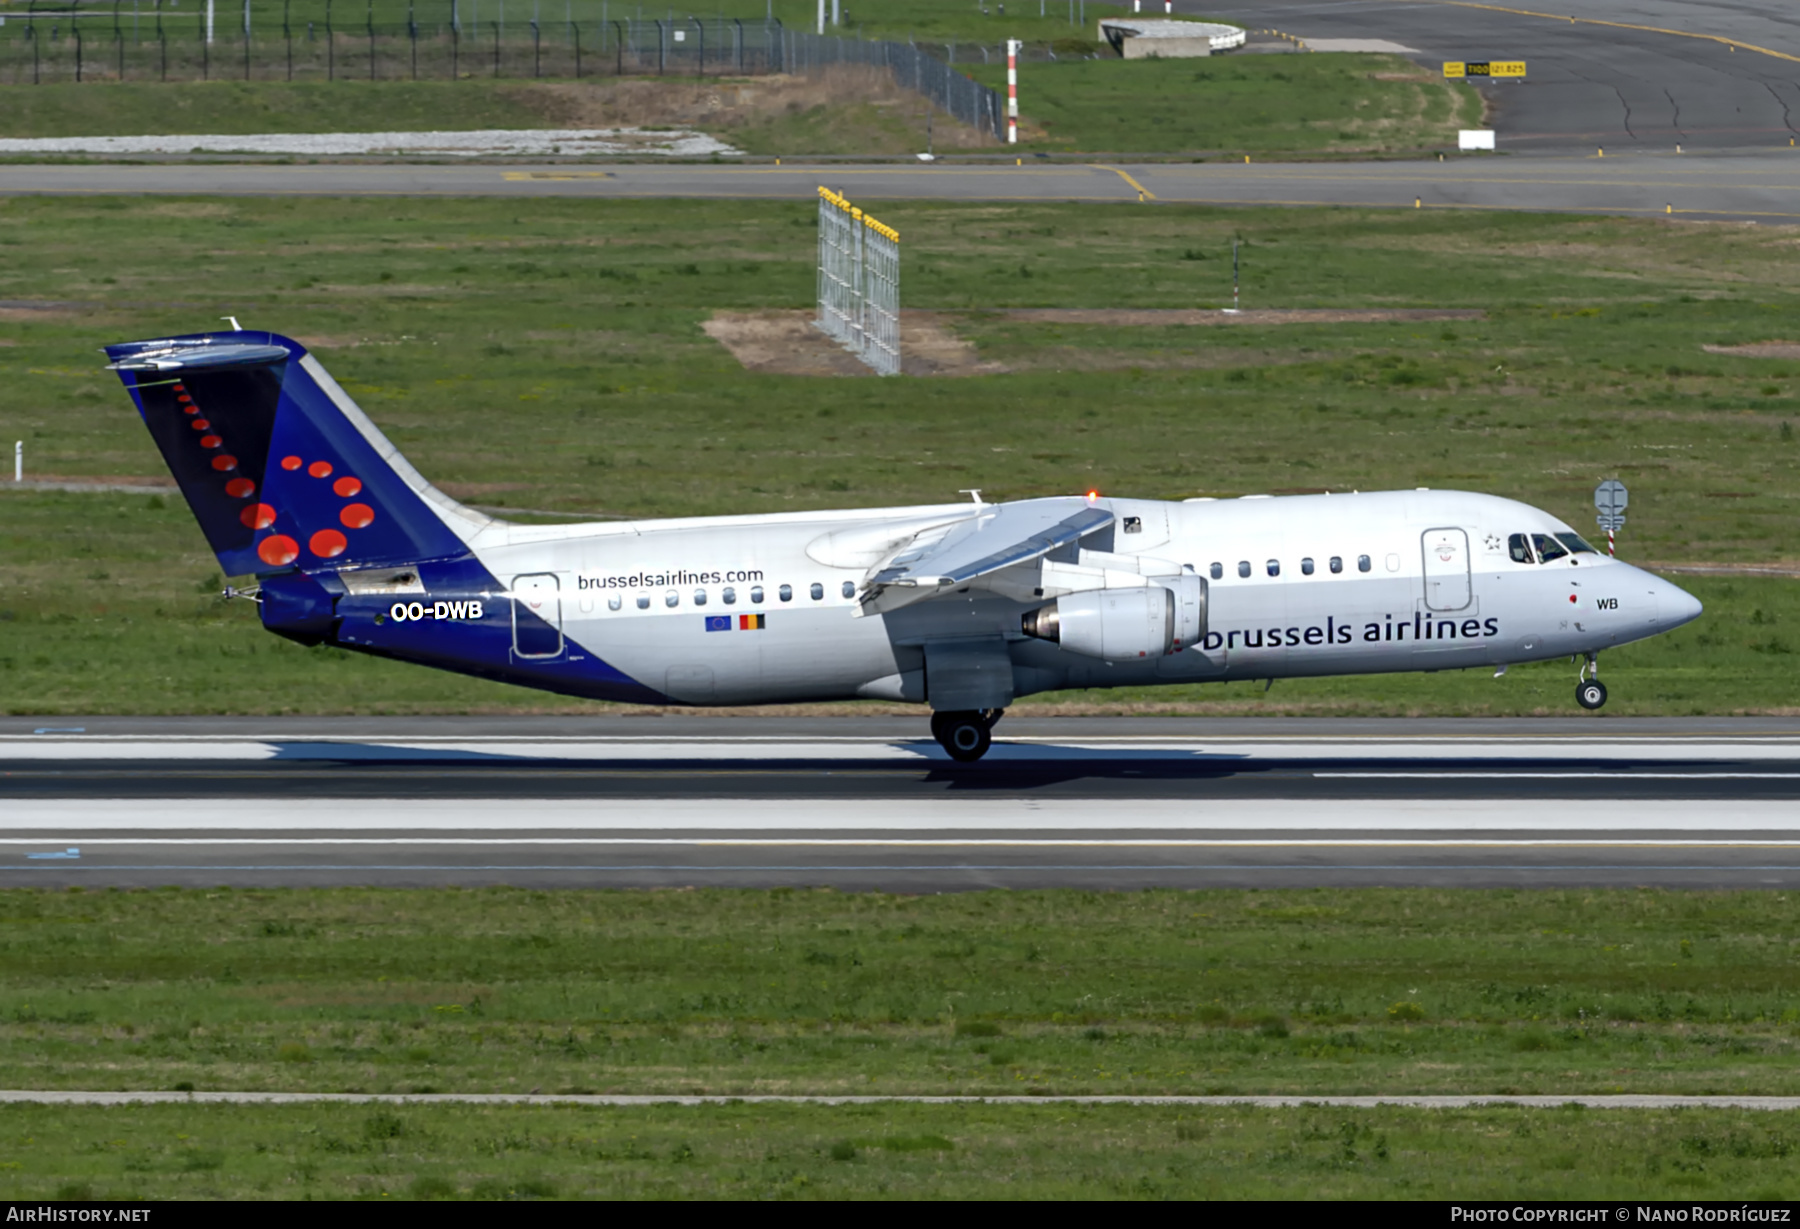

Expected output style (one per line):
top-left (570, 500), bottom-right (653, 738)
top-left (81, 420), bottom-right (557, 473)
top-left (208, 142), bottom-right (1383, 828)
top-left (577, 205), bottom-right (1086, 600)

top-left (0, 128), bottom-right (742, 158)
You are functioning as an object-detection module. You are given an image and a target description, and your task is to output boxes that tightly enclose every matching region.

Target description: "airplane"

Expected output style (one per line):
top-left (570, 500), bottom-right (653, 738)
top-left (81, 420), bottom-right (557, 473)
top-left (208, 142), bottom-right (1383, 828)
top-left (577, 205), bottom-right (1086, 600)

top-left (104, 328), bottom-right (1705, 762)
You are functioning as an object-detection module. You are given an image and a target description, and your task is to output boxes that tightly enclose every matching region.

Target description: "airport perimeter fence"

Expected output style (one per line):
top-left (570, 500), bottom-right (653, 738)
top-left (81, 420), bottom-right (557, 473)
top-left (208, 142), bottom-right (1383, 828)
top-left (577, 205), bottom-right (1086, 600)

top-left (0, 11), bottom-right (789, 85)
top-left (0, 5), bottom-right (1009, 139)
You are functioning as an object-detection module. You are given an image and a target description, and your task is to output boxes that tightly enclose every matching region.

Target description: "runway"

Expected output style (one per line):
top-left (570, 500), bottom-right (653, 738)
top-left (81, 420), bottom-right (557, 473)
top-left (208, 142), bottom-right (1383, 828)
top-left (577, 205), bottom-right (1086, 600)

top-left (4, 154), bottom-right (1800, 223)
top-left (1218, 0), bottom-right (1800, 155)
top-left (5, 717), bottom-right (1799, 890)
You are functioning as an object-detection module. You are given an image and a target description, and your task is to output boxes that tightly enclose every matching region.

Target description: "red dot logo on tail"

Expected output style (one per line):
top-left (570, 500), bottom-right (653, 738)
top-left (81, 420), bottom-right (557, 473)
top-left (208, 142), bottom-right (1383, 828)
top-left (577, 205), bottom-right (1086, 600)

top-left (308, 461), bottom-right (333, 479)
top-left (340, 503), bottom-right (375, 529)
top-left (200, 435), bottom-right (222, 449)
top-left (241, 503), bottom-right (277, 530)
top-left (225, 478), bottom-right (255, 498)
top-left (333, 476), bottom-right (362, 497)
top-left (258, 535), bottom-right (299, 567)
top-left (281, 455), bottom-right (302, 471)
top-left (211, 455), bottom-right (237, 472)
top-left (190, 418), bottom-right (210, 430)
top-left (309, 529), bottom-right (347, 559)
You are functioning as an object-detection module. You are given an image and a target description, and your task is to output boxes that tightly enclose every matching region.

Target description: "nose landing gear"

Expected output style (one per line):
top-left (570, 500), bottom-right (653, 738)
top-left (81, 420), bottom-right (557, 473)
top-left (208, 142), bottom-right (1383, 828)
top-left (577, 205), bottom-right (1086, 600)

top-left (1576, 653), bottom-right (1607, 710)
top-left (929, 709), bottom-right (1004, 762)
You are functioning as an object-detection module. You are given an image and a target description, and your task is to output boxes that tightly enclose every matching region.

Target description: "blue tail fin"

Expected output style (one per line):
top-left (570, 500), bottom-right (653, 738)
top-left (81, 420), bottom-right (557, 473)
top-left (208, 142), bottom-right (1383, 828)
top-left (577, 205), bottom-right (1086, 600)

top-left (106, 330), bottom-right (482, 577)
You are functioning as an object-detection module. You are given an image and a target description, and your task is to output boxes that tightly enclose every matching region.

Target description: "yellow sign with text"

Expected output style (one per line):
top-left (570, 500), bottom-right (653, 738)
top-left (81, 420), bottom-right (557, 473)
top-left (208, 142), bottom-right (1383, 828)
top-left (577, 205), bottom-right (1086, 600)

top-left (1444, 60), bottom-right (1527, 78)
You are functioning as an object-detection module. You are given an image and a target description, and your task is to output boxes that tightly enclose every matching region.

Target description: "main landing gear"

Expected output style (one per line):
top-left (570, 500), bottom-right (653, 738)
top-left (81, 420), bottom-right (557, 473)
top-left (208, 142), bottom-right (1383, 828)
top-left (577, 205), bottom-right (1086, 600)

top-left (930, 709), bottom-right (1005, 763)
top-left (1576, 652), bottom-right (1608, 710)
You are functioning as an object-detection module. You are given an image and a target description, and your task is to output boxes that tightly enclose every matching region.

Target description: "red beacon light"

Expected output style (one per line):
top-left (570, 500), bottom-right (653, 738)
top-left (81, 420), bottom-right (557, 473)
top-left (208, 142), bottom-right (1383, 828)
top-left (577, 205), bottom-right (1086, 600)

top-left (1085, 489), bottom-right (1100, 503)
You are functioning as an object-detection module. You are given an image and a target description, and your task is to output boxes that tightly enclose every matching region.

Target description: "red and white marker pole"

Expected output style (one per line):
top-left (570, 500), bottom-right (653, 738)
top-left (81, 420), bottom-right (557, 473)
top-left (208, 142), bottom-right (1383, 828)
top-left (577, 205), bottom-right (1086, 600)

top-left (1607, 527), bottom-right (1616, 556)
top-left (1006, 39), bottom-right (1020, 145)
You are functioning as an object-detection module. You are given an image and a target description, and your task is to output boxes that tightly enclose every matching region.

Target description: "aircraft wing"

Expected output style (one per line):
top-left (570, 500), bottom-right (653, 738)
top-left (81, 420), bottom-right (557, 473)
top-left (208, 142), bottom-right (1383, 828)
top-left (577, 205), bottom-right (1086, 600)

top-left (860, 497), bottom-right (1114, 615)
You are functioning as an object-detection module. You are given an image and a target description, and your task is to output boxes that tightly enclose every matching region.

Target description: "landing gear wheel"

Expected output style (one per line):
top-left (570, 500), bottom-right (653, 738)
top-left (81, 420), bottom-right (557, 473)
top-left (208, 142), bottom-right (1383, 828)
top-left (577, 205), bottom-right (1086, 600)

top-left (931, 711), bottom-right (993, 762)
top-left (1577, 678), bottom-right (1608, 710)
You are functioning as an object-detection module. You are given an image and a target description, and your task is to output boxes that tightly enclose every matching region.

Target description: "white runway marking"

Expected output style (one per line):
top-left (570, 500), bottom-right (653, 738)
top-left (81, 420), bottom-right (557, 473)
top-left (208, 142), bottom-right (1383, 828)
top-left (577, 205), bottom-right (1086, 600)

top-left (6, 735), bottom-right (1800, 762)
top-left (3, 799), bottom-right (1797, 832)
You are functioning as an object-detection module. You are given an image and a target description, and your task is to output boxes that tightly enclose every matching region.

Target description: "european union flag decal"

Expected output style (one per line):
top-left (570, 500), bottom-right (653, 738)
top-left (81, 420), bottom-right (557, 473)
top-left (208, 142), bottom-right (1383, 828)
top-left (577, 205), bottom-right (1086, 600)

top-left (704, 615), bottom-right (733, 633)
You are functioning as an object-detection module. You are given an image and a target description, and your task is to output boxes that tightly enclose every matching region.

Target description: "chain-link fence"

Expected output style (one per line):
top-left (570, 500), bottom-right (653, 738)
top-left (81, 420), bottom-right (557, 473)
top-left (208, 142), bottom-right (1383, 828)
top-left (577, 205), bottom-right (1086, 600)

top-left (0, 6), bottom-right (1008, 142)
top-left (0, 11), bottom-right (785, 84)
top-left (817, 185), bottom-right (898, 377)
top-left (787, 31), bottom-right (1003, 141)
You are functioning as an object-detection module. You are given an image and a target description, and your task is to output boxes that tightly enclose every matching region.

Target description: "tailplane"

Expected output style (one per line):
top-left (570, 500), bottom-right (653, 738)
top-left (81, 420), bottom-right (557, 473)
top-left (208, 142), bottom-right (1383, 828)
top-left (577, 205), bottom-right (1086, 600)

top-left (106, 329), bottom-right (487, 577)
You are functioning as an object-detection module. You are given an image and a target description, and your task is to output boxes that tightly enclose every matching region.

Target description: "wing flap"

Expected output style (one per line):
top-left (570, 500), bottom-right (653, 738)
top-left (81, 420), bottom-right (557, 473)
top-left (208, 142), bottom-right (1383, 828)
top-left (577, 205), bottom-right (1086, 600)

top-left (860, 498), bottom-right (1114, 614)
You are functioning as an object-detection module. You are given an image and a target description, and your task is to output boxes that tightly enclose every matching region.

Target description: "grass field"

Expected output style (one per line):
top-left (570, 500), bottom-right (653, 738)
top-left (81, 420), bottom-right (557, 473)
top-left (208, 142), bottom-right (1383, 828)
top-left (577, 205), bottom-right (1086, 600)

top-left (5, 1100), bottom-right (1796, 1199)
top-left (3, 887), bottom-right (1799, 1100)
top-left (0, 53), bottom-right (1472, 157)
top-left (0, 74), bottom-right (994, 157)
top-left (2, 194), bottom-right (1797, 715)
top-left (0, 0), bottom-right (1141, 56)
top-left (969, 53), bottom-right (1481, 153)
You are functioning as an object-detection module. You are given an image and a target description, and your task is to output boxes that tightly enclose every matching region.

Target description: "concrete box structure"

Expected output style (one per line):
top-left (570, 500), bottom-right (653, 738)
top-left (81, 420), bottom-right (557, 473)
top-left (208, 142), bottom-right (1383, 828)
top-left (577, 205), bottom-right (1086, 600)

top-left (1097, 19), bottom-right (1246, 59)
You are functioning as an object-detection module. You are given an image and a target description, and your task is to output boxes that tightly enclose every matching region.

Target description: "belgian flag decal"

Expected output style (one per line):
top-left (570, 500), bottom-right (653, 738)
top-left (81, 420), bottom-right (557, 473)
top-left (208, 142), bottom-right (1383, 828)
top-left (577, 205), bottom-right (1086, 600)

top-left (738, 613), bottom-right (766, 631)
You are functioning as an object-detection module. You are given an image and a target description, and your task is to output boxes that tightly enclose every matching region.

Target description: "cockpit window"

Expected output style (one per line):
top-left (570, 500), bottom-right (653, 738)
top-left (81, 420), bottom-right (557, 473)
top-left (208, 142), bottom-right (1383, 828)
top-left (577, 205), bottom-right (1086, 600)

top-left (1508, 533), bottom-right (1534, 564)
top-left (1556, 532), bottom-right (1599, 555)
top-left (1531, 533), bottom-right (1569, 564)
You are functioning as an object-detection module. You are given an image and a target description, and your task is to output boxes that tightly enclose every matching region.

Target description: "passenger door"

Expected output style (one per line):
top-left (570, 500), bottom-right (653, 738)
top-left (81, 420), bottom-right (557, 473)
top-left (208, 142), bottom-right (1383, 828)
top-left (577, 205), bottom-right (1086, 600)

top-left (1421, 528), bottom-right (1472, 612)
top-left (511, 573), bottom-right (564, 659)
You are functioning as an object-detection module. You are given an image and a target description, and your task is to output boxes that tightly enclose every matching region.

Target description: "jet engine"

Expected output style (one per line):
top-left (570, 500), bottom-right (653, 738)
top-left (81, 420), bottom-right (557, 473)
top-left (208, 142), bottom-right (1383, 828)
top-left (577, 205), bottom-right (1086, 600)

top-left (1020, 572), bottom-right (1207, 660)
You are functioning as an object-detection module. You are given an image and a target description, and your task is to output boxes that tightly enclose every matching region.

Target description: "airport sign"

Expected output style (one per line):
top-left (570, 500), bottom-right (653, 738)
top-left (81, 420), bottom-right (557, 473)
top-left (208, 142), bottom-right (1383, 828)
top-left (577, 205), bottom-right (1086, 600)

top-left (1443, 61), bottom-right (1527, 79)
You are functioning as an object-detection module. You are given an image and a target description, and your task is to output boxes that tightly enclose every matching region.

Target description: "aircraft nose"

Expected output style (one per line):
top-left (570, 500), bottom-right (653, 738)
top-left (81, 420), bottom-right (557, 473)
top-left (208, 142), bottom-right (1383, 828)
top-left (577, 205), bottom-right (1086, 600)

top-left (1658, 580), bottom-right (1704, 629)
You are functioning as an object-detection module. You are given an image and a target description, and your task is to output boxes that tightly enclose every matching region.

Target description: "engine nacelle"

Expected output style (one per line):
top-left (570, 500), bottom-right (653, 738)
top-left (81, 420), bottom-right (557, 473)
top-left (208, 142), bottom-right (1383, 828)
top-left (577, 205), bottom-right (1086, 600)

top-left (1021, 572), bottom-right (1207, 660)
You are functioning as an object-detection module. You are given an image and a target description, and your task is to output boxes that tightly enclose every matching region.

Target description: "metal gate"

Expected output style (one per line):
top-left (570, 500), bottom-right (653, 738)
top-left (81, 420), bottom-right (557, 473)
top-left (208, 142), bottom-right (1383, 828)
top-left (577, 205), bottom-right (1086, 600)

top-left (1421, 528), bottom-right (1472, 611)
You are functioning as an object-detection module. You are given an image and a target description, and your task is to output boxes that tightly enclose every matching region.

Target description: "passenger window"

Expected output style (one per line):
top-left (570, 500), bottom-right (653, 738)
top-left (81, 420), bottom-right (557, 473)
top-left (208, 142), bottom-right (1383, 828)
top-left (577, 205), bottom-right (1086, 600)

top-left (1532, 533), bottom-right (1569, 563)
top-left (1266, 559), bottom-right (1281, 577)
top-left (723, 587), bottom-right (736, 605)
top-left (1357, 555), bottom-right (1371, 573)
top-left (779, 584), bottom-right (793, 602)
top-left (1301, 557), bottom-right (1315, 576)
top-left (1329, 556), bottom-right (1343, 574)
top-left (1209, 562), bottom-right (1223, 580)
top-left (636, 595), bottom-right (650, 610)
top-left (607, 595), bottom-right (622, 612)
top-left (1238, 561), bottom-right (1251, 578)
top-left (693, 588), bottom-right (708, 607)
top-left (751, 585), bottom-right (764, 604)
top-left (1509, 533), bottom-right (1535, 564)
top-left (841, 581), bottom-right (855, 599)
top-left (810, 582), bottom-right (824, 601)
top-left (664, 590), bottom-right (679, 608)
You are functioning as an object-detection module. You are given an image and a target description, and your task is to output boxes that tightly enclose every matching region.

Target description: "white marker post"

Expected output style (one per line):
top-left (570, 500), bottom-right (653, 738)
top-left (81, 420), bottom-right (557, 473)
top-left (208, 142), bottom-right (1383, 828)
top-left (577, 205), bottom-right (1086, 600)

top-left (13, 441), bottom-right (20, 483)
top-left (1006, 39), bottom-right (1021, 145)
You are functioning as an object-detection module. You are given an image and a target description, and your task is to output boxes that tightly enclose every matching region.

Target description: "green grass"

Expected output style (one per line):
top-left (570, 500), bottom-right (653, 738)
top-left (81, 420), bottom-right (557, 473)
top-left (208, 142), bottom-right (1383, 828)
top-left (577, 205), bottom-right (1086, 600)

top-left (967, 53), bottom-right (1481, 153)
top-left (3, 1100), bottom-right (1796, 1199)
top-left (0, 80), bottom-right (567, 137)
top-left (2, 194), bottom-right (1798, 714)
top-left (0, 0), bottom-right (1139, 56)
top-left (4, 887), bottom-right (1800, 1098)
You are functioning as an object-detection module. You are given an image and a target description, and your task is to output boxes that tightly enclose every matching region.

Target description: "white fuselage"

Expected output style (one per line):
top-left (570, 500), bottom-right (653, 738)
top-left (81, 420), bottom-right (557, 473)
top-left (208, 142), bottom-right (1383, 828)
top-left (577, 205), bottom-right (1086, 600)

top-left (438, 489), bottom-right (1701, 706)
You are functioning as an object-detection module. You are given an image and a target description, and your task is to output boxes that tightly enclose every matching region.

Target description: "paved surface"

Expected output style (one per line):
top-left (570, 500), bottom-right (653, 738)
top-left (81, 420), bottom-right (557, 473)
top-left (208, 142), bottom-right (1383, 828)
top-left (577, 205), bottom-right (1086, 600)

top-left (5, 717), bottom-right (1799, 890)
top-left (1213, 0), bottom-right (1800, 154)
top-left (3, 155), bottom-right (1796, 222)
top-left (4, 1090), bottom-right (1798, 1108)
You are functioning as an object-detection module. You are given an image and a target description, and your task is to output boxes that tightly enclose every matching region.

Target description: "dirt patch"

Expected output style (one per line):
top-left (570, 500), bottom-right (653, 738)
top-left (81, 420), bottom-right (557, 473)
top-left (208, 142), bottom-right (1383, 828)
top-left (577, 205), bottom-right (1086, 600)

top-left (510, 66), bottom-right (987, 149)
top-left (703, 309), bottom-right (1007, 378)
top-left (998, 308), bottom-right (1485, 326)
top-left (704, 307), bottom-right (1489, 377)
top-left (1703, 342), bottom-right (1800, 359)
